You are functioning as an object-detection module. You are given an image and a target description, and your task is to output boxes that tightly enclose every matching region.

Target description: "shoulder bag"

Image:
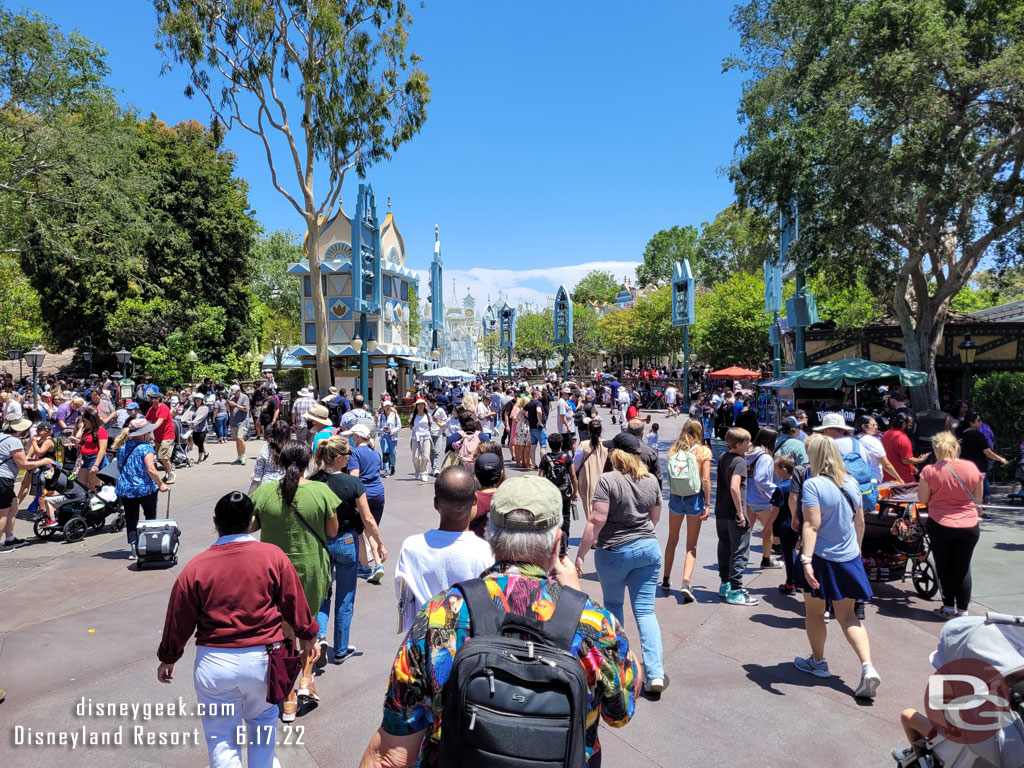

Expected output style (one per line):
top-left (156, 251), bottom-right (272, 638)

top-left (939, 461), bottom-right (982, 514)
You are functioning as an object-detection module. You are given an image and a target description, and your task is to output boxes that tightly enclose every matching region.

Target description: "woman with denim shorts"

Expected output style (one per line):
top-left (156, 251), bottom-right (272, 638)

top-left (662, 418), bottom-right (712, 602)
top-left (745, 427), bottom-right (781, 570)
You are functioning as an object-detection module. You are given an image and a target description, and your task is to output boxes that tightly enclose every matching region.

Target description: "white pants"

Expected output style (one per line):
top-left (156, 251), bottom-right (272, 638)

top-left (410, 438), bottom-right (431, 475)
top-left (193, 645), bottom-right (281, 768)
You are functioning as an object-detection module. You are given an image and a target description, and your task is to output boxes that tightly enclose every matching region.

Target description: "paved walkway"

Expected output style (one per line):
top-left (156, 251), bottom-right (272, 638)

top-left (1, 409), bottom-right (1021, 767)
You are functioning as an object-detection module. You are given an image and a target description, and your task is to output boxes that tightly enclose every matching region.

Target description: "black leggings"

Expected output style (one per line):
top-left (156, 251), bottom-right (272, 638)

top-left (927, 518), bottom-right (980, 611)
top-left (193, 431), bottom-right (207, 455)
top-left (123, 492), bottom-right (159, 545)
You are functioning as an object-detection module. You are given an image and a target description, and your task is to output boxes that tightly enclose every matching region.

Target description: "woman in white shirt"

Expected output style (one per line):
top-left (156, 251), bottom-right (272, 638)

top-left (377, 400), bottom-right (401, 478)
top-left (853, 414), bottom-right (902, 483)
top-left (409, 398), bottom-right (432, 482)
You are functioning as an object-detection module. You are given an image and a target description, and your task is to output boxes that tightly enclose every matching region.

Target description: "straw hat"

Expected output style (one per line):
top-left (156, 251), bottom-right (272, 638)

top-left (306, 404), bottom-right (332, 426)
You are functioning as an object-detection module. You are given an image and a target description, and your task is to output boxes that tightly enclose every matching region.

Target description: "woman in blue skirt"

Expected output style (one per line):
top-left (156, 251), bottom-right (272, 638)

top-left (795, 434), bottom-right (881, 700)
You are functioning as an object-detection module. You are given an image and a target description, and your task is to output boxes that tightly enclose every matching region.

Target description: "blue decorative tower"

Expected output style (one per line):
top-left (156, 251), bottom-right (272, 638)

top-left (553, 284), bottom-right (574, 379)
top-left (351, 184), bottom-right (383, 400)
top-left (499, 300), bottom-right (516, 377)
top-left (671, 260), bottom-right (695, 407)
top-left (427, 226), bottom-right (444, 365)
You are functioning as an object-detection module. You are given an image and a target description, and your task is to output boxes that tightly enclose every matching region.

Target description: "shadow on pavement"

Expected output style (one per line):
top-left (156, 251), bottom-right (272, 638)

top-left (747, 612), bottom-right (805, 630)
top-left (92, 550), bottom-right (132, 561)
top-left (742, 661), bottom-right (855, 698)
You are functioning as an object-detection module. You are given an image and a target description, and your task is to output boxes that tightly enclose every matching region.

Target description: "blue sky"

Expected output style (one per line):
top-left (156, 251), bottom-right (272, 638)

top-left (34, 0), bottom-right (746, 307)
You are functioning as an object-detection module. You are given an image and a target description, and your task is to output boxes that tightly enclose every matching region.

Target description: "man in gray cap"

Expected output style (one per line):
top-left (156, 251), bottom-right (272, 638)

top-left (360, 475), bottom-right (640, 768)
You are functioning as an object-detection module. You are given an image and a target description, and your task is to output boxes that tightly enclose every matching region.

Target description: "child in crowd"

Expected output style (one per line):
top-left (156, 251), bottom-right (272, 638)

top-left (538, 432), bottom-right (578, 556)
top-left (646, 423), bottom-right (660, 453)
top-left (715, 427), bottom-right (758, 606)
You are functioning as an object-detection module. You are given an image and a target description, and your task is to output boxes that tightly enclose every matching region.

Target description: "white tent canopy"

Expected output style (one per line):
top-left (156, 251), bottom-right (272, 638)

top-left (421, 366), bottom-right (476, 381)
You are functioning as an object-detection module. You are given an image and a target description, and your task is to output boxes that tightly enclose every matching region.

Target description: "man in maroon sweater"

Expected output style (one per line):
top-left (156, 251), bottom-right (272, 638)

top-left (157, 492), bottom-right (319, 767)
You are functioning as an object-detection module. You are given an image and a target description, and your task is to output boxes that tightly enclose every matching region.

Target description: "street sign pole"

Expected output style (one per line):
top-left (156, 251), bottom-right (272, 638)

top-left (682, 325), bottom-right (691, 410)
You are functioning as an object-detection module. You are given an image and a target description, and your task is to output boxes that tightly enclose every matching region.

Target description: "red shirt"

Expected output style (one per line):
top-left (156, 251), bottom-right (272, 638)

top-left (80, 427), bottom-right (108, 457)
top-left (158, 540), bottom-right (318, 664)
top-left (146, 403), bottom-right (176, 443)
top-left (881, 428), bottom-right (915, 483)
top-left (469, 490), bottom-right (495, 539)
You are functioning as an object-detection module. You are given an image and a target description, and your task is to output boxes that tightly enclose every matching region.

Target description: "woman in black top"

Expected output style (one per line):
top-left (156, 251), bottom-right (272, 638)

top-left (956, 410), bottom-right (1008, 502)
top-left (311, 436), bottom-right (387, 665)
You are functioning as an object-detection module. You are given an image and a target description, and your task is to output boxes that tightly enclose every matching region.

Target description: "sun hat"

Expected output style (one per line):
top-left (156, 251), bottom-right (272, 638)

top-left (148, 389), bottom-right (163, 399)
top-left (813, 413), bottom-right (853, 432)
top-left (297, 387), bottom-right (312, 398)
top-left (6, 417), bottom-right (31, 433)
top-left (415, 397), bottom-right (427, 406)
top-left (489, 476), bottom-right (562, 531)
top-left (328, 386), bottom-right (338, 395)
top-left (930, 614), bottom-right (1024, 677)
top-left (128, 418), bottom-right (158, 438)
top-left (192, 392), bottom-right (203, 400)
top-left (603, 432), bottom-right (641, 453)
top-left (306, 404), bottom-right (333, 426)
top-left (169, 396), bottom-right (179, 406)
top-left (342, 423), bottom-right (371, 440)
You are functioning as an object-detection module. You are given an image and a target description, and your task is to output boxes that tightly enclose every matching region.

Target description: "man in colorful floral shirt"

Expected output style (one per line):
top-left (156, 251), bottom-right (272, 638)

top-left (359, 476), bottom-right (639, 768)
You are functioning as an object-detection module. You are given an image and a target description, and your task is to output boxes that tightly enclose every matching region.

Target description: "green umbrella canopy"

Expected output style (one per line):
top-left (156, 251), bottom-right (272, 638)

top-left (760, 358), bottom-right (928, 390)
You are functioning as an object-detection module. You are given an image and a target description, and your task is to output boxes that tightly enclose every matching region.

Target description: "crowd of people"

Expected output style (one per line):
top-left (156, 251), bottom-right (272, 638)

top-left (3, 364), bottom-right (1022, 766)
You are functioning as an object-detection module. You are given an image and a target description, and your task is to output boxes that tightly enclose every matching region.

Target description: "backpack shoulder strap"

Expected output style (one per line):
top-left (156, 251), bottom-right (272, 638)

top-left (456, 578), bottom-right (500, 637)
top-left (538, 586), bottom-right (587, 651)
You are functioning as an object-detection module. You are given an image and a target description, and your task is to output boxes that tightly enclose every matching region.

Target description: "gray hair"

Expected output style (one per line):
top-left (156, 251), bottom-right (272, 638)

top-left (485, 518), bottom-right (560, 564)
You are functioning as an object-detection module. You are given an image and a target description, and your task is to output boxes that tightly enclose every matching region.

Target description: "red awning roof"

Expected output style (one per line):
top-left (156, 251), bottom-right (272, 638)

top-left (707, 366), bottom-right (762, 380)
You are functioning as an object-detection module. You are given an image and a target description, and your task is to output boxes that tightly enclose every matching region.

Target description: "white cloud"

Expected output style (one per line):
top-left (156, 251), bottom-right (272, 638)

top-left (411, 260), bottom-right (640, 310)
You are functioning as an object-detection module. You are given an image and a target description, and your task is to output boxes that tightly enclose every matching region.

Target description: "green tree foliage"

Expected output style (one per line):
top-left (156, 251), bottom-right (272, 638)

top-left (728, 0), bottom-right (1024, 408)
top-left (695, 204), bottom-right (773, 285)
top-left (972, 372), bottom-right (1024, 466)
top-left (251, 228), bottom-right (302, 348)
top-left (691, 272), bottom-right (773, 370)
top-left (630, 286), bottom-right (686, 359)
top-left (569, 304), bottom-right (602, 367)
top-left (597, 306), bottom-right (637, 362)
top-left (808, 269), bottom-right (885, 330)
top-left (0, 9), bottom-right (146, 266)
top-left (481, 332), bottom-right (500, 371)
top-left (636, 225), bottom-right (698, 288)
top-left (21, 117), bottom-right (260, 366)
top-left (156, 0), bottom-right (431, 390)
top-left (951, 269), bottom-right (1024, 313)
top-left (0, 255), bottom-right (46, 351)
top-left (513, 306), bottom-right (556, 370)
top-left (571, 270), bottom-right (620, 306)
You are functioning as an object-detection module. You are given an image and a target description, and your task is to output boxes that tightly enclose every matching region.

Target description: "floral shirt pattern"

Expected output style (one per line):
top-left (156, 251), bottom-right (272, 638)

top-left (380, 562), bottom-right (638, 766)
top-left (115, 440), bottom-right (157, 499)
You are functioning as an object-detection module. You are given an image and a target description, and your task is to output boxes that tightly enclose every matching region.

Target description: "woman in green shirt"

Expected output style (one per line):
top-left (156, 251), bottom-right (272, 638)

top-left (251, 440), bottom-right (339, 722)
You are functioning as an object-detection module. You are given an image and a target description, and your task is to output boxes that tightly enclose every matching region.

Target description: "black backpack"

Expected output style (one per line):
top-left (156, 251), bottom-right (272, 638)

top-left (438, 579), bottom-right (589, 768)
top-left (544, 452), bottom-right (573, 498)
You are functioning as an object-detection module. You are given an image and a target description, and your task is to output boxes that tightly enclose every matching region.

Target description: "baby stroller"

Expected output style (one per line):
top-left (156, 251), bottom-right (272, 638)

top-left (171, 418), bottom-right (195, 469)
top-left (33, 465), bottom-right (125, 543)
top-left (861, 483), bottom-right (939, 599)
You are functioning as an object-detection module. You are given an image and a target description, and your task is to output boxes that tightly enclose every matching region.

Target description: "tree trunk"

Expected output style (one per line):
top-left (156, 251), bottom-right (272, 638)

top-left (305, 219), bottom-right (332, 393)
top-left (897, 300), bottom-right (942, 412)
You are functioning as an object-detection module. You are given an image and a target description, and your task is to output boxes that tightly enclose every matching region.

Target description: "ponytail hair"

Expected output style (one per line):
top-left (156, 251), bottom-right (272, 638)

top-left (278, 440), bottom-right (311, 508)
top-left (589, 418), bottom-right (603, 450)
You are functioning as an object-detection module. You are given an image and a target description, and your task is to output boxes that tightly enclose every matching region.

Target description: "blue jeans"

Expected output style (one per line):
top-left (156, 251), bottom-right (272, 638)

top-left (594, 537), bottom-right (664, 681)
top-left (215, 414), bottom-right (228, 439)
top-left (379, 434), bottom-right (397, 474)
top-left (316, 531), bottom-right (359, 653)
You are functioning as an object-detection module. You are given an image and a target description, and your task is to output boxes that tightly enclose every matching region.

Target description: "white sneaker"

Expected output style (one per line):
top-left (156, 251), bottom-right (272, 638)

top-left (854, 664), bottom-right (881, 699)
top-left (645, 677), bottom-right (664, 694)
top-left (164, 472), bottom-right (176, 485)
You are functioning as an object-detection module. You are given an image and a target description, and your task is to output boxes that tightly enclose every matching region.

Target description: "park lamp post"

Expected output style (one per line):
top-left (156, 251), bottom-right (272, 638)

top-left (483, 304), bottom-right (496, 376)
top-left (958, 333), bottom-right (978, 401)
top-left (24, 347), bottom-right (45, 409)
top-left (186, 350), bottom-right (198, 382)
top-left (83, 335), bottom-right (93, 377)
top-left (243, 351), bottom-right (254, 379)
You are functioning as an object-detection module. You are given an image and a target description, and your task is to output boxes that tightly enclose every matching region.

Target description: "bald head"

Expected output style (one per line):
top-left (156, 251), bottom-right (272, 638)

top-left (627, 418), bottom-right (645, 437)
top-left (434, 465), bottom-right (477, 516)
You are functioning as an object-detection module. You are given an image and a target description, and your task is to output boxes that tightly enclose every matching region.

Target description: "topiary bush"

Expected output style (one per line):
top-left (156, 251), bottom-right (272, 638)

top-left (971, 371), bottom-right (1024, 479)
top-left (275, 367), bottom-right (310, 397)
